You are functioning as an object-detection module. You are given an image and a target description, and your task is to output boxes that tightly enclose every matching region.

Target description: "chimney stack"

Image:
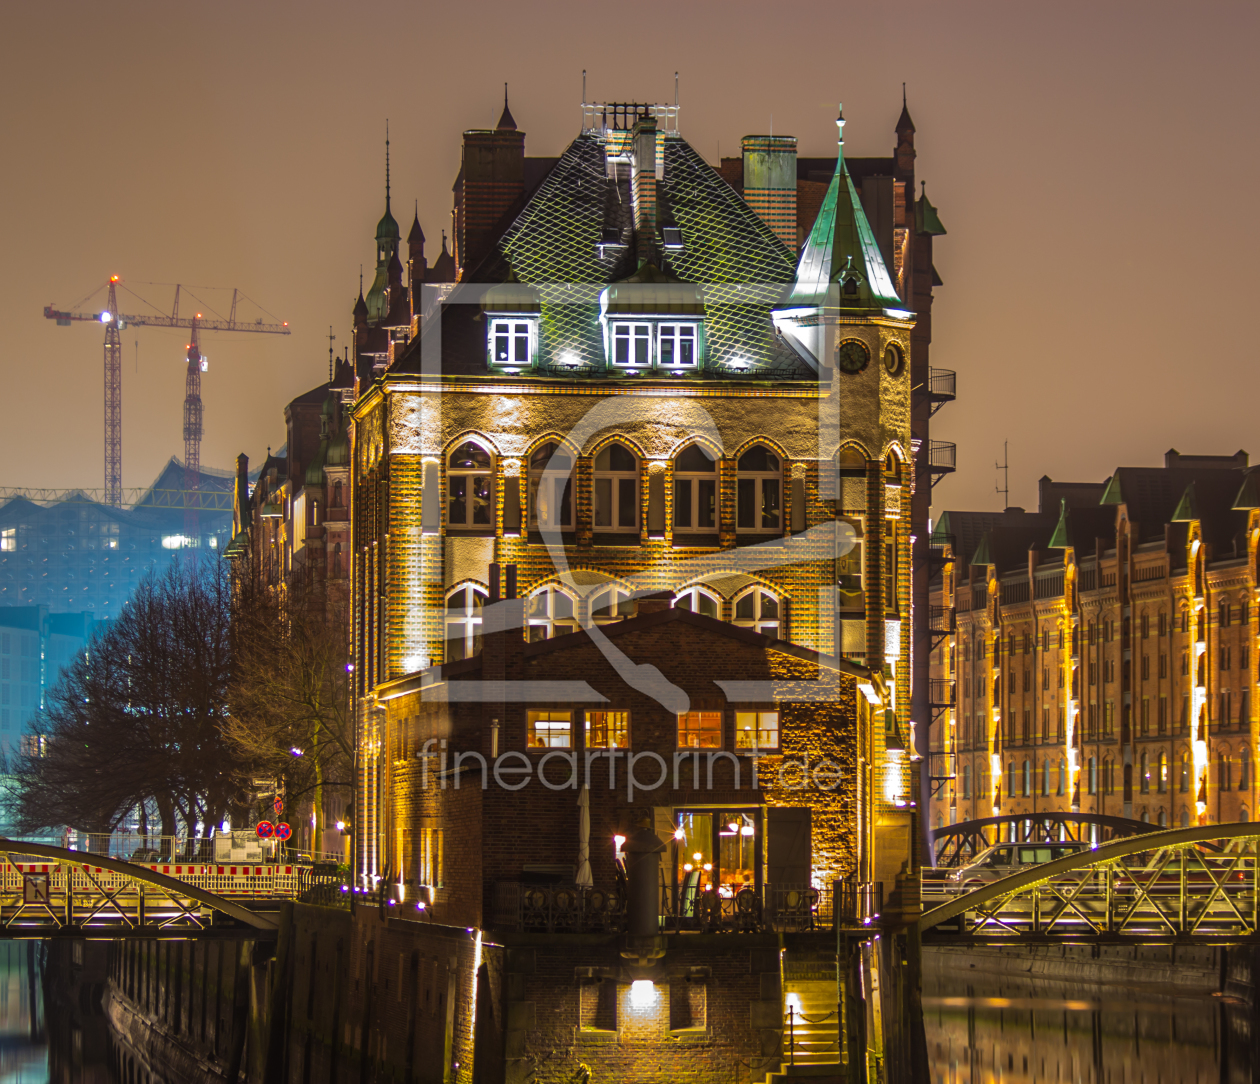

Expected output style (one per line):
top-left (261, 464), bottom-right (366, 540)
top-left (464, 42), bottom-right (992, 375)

top-left (741, 135), bottom-right (797, 248)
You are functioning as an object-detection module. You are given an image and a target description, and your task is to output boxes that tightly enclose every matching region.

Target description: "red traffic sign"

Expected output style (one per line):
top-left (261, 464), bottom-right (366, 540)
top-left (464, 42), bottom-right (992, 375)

top-left (256, 821), bottom-right (274, 839)
top-left (274, 822), bottom-right (292, 841)
top-left (273, 798), bottom-right (284, 814)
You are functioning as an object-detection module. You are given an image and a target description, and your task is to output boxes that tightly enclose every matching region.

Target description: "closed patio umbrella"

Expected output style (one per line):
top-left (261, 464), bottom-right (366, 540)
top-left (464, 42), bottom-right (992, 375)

top-left (575, 785), bottom-right (593, 887)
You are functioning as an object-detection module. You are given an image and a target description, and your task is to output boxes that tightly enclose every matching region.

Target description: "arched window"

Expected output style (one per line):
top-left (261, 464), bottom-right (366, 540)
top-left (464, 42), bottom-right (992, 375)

top-left (673, 445), bottom-right (717, 535)
top-left (332, 541), bottom-right (343, 578)
top-left (674, 586), bottom-right (720, 620)
top-left (526, 587), bottom-right (577, 642)
top-left (1219, 750), bottom-right (1234, 792)
top-left (736, 445), bottom-right (781, 534)
top-left (1180, 754), bottom-right (1190, 793)
top-left (1057, 758), bottom-right (1066, 796)
top-left (1157, 751), bottom-right (1168, 793)
top-left (332, 481), bottom-right (343, 508)
top-left (1158, 809), bottom-right (1167, 827)
top-left (448, 442), bottom-right (493, 528)
top-left (1140, 751), bottom-right (1150, 794)
top-left (1022, 758), bottom-right (1031, 798)
top-left (1243, 750), bottom-right (1253, 792)
top-left (962, 764), bottom-right (971, 799)
top-left (445, 585), bottom-right (487, 661)
top-left (528, 443), bottom-right (573, 530)
top-left (733, 587), bottom-right (781, 636)
top-left (1041, 759), bottom-right (1050, 797)
top-left (1242, 806), bottom-right (1251, 823)
top-left (1088, 756), bottom-right (1097, 795)
top-left (588, 585), bottom-right (633, 626)
top-left (1006, 760), bottom-right (1016, 799)
top-left (1141, 810), bottom-right (1150, 823)
top-left (593, 443), bottom-right (639, 532)
top-left (1181, 807), bottom-right (1191, 827)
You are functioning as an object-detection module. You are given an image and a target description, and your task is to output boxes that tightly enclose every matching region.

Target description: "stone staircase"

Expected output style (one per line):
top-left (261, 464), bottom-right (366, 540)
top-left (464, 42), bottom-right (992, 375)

top-left (770, 951), bottom-right (842, 1082)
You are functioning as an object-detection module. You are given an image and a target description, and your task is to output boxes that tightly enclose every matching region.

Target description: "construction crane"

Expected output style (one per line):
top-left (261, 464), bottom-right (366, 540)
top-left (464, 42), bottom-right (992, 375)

top-left (44, 278), bottom-right (290, 542)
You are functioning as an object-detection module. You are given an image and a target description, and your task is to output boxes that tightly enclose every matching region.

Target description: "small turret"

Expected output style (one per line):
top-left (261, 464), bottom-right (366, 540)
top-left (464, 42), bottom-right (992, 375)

top-left (895, 84), bottom-right (916, 178)
top-left (497, 83), bottom-right (516, 132)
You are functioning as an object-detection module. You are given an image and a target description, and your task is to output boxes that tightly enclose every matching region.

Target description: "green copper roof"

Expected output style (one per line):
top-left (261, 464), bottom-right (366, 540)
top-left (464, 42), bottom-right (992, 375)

top-left (915, 184), bottom-right (947, 236)
top-left (1099, 474), bottom-right (1123, 505)
top-left (1047, 498), bottom-right (1071, 549)
top-left (785, 110), bottom-right (902, 311)
top-left (1233, 471), bottom-right (1260, 510)
top-left (970, 532), bottom-right (993, 566)
top-left (1170, 482), bottom-right (1199, 522)
top-left (304, 439), bottom-right (328, 488)
top-left (377, 205), bottom-right (400, 242)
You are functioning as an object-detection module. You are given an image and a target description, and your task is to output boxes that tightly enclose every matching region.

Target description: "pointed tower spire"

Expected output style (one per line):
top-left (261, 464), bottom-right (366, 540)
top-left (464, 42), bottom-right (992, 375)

top-left (366, 121), bottom-right (401, 325)
top-left (783, 103), bottom-right (902, 312)
top-left (497, 83), bottom-right (517, 131)
top-left (385, 119), bottom-right (391, 211)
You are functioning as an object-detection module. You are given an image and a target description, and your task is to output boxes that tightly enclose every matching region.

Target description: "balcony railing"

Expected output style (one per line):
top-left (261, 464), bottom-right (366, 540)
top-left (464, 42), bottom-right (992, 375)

top-left (928, 678), bottom-right (955, 707)
top-left (492, 880), bottom-right (881, 934)
top-left (928, 440), bottom-right (957, 475)
top-left (927, 368), bottom-right (957, 416)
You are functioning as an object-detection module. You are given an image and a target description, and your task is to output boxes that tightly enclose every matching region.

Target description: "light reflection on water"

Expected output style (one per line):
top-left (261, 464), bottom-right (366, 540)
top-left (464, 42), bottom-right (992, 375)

top-left (0, 944), bottom-right (47, 1084)
top-left (922, 949), bottom-right (1238, 1084)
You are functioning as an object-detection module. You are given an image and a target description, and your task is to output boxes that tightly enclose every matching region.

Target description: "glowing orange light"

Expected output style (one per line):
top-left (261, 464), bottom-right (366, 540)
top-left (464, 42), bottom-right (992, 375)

top-left (195, 313), bottom-right (202, 319)
top-left (110, 275), bottom-right (119, 282)
top-left (283, 321), bottom-right (288, 326)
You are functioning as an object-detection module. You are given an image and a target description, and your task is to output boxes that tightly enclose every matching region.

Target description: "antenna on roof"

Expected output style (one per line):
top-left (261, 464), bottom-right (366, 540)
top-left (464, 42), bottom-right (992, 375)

top-left (996, 440), bottom-right (1010, 508)
top-left (675, 71), bottom-right (679, 107)
top-left (583, 69), bottom-right (587, 103)
top-left (327, 325), bottom-right (336, 382)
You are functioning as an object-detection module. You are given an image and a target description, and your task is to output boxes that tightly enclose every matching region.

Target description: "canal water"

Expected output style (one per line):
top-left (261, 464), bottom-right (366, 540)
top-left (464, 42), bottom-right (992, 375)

top-left (922, 946), bottom-right (1249, 1084)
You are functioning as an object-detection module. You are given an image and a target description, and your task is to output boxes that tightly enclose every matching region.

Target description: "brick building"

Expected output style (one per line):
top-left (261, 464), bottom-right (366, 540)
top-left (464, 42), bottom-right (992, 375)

top-left (342, 92), bottom-right (945, 1081)
top-left (226, 360), bottom-right (356, 854)
top-left (930, 450), bottom-right (1260, 834)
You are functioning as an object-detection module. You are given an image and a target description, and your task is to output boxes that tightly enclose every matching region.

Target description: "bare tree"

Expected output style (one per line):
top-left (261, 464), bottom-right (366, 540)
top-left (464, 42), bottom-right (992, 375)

top-left (6, 558), bottom-right (241, 838)
top-left (225, 555), bottom-right (353, 851)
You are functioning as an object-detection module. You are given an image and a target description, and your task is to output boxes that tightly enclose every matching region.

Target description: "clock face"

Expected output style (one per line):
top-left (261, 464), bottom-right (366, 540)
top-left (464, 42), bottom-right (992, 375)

top-left (884, 343), bottom-right (904, 375)
top-left (836, 339), bottom-right (870, 374)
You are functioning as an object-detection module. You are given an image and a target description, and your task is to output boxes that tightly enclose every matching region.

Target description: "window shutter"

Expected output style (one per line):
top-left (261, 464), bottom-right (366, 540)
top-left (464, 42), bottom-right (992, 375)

top-left (766, 807), bottom-right (811, 885)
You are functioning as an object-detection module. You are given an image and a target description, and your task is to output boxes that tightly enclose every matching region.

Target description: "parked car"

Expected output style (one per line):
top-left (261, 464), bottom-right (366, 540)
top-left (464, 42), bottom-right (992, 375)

top-left (948, 840), bottom-right (1094, 888)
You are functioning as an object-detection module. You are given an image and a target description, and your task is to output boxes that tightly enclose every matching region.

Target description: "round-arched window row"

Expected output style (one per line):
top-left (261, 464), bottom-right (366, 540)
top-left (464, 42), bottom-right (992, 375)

top-left (441, 438), bottom-right (804, 541)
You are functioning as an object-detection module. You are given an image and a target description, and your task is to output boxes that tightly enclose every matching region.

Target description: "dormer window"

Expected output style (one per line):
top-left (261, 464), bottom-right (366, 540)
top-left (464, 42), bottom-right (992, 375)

top-left (488, 318), bottom-right (536, 368)
top-left (661, 227), bottom-right (683, 250)
top-left (610, 320), bottom-right (700, 369)
top-left (612, 322), bottom-right (652, 367)
top-left (659, 324), bottom-right (697, 367)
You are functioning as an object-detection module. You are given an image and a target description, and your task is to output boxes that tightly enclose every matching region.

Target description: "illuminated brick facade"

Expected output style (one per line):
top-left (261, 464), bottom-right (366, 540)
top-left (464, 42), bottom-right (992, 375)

top-left (930, 452), bottom-right (1260, 834)
top-left (342, 94), bottom-right (941, 1082)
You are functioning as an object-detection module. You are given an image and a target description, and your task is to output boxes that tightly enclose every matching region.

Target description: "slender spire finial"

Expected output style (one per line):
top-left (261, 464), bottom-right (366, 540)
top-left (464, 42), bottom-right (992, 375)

top-left (504, 82), bottom-right (508, 109)
top-left (385, 120), bottom-right (391, 211)
top-left (903, 82), bottom-right (907, 107)
top-left (328, 325), bottom-right (336, 382)
top-left (359, 265), bottom-right (363, 294)
top-left (836, 103), bottom-right (846, 164)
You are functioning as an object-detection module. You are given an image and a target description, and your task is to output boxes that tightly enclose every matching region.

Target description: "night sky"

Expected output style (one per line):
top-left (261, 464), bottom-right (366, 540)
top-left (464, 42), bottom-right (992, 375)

top-left (2, 1), bottom-right (1255, 513)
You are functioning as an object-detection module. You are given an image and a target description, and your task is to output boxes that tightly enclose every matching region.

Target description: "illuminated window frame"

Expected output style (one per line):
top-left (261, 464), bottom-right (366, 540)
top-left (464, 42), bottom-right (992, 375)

top-left (677, 710), bottom-right (723, 750)
top-left (733, 587), bottom-right (781, 636)
top-left (486, 316), bottom-right (537, 369)
top-left (734, 710), bottom-right (779, 751)
top-left (585, 710), bottom-right (630, 750)
top-left (527, 710), bottom-right (572, 750)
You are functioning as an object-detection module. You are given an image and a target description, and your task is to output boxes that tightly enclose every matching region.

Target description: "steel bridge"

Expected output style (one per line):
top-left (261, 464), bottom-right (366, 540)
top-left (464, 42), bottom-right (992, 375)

top-left (919, 823), bottom-right (1260, 944)
top-left (929, 813), bottom-right (1159, 868)
top-left (0, 839), bottom-right (306, 939)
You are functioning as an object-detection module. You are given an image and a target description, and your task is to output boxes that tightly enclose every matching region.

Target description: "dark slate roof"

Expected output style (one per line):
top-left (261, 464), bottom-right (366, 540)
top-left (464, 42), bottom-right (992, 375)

top-left (392, 132), bottom-right (813, 380)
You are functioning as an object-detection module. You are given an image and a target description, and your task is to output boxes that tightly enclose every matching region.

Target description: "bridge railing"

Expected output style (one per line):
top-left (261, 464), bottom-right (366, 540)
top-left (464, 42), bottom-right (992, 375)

top-left (51, 833), bottom-right (338, 867)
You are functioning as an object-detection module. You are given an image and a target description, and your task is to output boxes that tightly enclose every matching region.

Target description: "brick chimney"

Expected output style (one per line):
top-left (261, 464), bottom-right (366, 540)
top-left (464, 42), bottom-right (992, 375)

top-left (631, 114), bottom-right (658, 256)
top-left (454, 120), bottom-right (526, 279)
top-left (741, 135), bottom-right (797, 248)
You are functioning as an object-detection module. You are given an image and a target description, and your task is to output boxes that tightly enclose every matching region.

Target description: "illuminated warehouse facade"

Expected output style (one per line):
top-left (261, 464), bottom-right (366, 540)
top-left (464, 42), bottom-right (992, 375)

top-left (341, 94), bottom-right (946, 1082)
top-left (930, 451), bottom-right (1260, 833)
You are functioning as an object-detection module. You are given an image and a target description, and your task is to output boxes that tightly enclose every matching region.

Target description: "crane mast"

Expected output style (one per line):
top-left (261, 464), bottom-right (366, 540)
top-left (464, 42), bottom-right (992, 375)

top-left (103, 277), bottom-right (123, 507)
top-left (183, 318), bottom-right (204, 544)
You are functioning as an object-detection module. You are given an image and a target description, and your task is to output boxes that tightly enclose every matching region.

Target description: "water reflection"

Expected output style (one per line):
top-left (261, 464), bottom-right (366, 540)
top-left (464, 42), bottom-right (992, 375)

top-left (923, 947), bottom-right (1242, 1084)
top-left (0, 943), bottom-right (46, 1084)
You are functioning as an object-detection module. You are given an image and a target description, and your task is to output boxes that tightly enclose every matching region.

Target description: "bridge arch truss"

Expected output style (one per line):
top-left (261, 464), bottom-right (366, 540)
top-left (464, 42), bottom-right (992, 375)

top-left (920, 823), bottom-right (1260, 943)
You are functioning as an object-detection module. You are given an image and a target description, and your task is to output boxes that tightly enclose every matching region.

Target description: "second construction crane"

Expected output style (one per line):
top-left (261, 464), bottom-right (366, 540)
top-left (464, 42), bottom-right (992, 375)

top-left (45, 278), bottom-right (290, 541)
